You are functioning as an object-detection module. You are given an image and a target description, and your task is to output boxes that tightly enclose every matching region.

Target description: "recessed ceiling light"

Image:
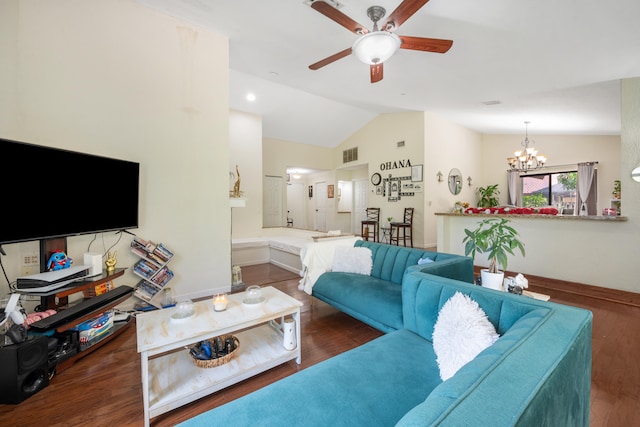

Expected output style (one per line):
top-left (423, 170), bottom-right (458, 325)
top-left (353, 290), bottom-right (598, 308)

top-left (246, 93), bottom-right (256, 102)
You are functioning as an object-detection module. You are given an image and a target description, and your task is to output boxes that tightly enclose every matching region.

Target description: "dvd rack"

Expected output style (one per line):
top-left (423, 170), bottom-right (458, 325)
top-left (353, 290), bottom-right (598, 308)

top-left (131, 237), bottom-right (175, 308)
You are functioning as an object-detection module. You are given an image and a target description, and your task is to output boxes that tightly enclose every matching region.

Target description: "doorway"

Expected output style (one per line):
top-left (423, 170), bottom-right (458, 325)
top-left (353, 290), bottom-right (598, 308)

top-left (314, 181), bottom-right (327, 231)
top-left (353, 178), bottom-right (369, 233)
top-left (263, 175), bottom-right (283, 227)
top-left (286, 182), bottom-right (306, 229)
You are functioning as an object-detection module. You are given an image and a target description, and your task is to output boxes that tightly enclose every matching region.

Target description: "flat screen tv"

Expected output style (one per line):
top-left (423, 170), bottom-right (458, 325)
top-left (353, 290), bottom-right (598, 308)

top-left (0, 137), bottom-right (140, 246)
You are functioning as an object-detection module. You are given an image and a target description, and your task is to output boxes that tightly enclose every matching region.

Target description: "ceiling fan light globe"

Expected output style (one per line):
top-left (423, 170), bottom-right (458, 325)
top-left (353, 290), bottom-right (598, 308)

top-left (352, 31), bottom-right (401, 65)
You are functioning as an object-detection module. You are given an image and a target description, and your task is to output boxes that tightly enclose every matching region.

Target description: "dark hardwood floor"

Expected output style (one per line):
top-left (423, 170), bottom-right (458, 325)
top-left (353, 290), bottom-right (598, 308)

top-left (1, 264), bottom-right (638, 426)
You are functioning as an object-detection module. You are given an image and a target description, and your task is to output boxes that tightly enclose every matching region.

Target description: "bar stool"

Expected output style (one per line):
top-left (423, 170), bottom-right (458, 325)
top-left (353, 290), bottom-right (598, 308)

top-left (361, 208), bottom-right (380, 242)
top-left (390, 208), bottom-right (414, 247)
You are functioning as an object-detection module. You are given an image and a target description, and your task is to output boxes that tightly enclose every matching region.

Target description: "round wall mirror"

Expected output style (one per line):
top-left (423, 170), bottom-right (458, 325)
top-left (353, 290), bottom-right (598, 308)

top-left (448, 168), bottom-right (463, 195)
top-left (632, 166), bottom-right (640, 182)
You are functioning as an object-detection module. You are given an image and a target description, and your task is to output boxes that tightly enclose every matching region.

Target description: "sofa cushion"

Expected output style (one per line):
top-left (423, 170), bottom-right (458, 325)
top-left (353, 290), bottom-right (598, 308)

top-left (402, 271), bottom-right (546, 341)
top-left (313, 273), bottom-right (404, 332)
top-left (432, 292), bottom-right (499, 380)
top-left (354, 240), bottom-right (438, 285)
top-left (332, 246), bottom-right (372, 275)
top-left (178, 329), bottom-right (443, 427)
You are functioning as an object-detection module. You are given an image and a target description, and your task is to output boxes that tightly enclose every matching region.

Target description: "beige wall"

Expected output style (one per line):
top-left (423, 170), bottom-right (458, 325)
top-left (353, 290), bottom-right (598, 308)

top-left (438, 78), bottom-right (640, 293)
top-left (262, 137), bottom-right (334, 228)
top-left (0, 0), bottom-right (231, 299)
top-left (482, 134), bottom-right (621, 212)
top-left (424, 113), bottom-right (483, 247)
top-left (337, 112), bottom-right (426, 247)
top-left (230, 110), bottom-right (263, 238)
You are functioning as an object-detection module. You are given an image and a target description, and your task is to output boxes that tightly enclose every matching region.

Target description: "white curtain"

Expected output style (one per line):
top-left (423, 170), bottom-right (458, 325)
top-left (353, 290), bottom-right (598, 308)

top-left (577, 162), bottom-right (597, 216)
top-left (507, 170), bottom-right (519, 206)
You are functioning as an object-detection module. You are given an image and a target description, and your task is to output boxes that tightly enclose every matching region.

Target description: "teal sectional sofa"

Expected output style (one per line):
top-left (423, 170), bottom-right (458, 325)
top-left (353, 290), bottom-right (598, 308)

top-left (179, 270), bottom-right (592, 427)
top-left (312, 240), bottom-right (475, 332)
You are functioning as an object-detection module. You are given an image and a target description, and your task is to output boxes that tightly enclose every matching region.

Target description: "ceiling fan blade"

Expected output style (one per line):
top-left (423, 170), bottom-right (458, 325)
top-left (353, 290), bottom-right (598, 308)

top-left (311, 1), bottom-right (369, 35)
top-left (399, 36), bottom-right (453, 53)
top-left (370, 63), bottom-right (383, 83)
top-left (309, 48), bottom-right (352, 70)
top-left (383, 0), bottom-right (430, 31)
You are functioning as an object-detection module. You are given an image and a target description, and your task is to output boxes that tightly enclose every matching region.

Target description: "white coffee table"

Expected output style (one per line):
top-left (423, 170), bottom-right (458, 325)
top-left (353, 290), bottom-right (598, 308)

top-left (136, 286), bottom-right (303, 426)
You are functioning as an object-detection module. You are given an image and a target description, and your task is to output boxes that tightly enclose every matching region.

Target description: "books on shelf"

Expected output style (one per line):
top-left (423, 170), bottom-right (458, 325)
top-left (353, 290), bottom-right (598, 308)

top-left (131, 236), bottom-right (175, 308)
top-left (131, 237), bottom-right (174, 264)
top-left (135, 280), bottom-right (161, 301)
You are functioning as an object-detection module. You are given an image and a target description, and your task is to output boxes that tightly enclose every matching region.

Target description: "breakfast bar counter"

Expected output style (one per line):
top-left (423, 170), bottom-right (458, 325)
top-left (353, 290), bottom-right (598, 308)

top-left (435, 211), bottom-right (633, 291)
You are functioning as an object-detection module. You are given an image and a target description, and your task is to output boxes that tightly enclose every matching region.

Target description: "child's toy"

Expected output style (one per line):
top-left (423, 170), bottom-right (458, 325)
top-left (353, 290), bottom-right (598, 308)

top-left (47, 251), bottom-right (72, 271)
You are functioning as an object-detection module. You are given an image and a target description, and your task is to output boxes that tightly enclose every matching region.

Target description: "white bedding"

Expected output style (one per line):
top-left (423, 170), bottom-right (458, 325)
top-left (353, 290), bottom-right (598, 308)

top-left (298, 236), bottom-right (363, 295)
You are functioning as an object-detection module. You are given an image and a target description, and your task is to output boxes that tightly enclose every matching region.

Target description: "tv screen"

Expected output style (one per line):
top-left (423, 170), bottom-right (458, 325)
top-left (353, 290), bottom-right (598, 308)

top-left (0, 138), bottom-right (140, 245)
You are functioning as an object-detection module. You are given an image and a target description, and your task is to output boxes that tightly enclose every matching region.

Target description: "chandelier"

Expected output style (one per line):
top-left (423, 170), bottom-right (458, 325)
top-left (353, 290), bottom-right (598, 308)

top-left (507, 121), bottom-right (547, 172)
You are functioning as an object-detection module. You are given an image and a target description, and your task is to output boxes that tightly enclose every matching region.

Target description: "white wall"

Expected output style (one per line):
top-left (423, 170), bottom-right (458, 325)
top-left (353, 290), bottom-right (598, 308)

top-left (0, 0), bottom-right (231, 300)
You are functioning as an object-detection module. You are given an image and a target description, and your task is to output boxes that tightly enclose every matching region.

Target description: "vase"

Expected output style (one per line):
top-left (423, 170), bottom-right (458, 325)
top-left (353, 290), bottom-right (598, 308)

top-left (480, 269), bottom-right (505, 291)
top-left (283, 318), bottom-right (296, 350)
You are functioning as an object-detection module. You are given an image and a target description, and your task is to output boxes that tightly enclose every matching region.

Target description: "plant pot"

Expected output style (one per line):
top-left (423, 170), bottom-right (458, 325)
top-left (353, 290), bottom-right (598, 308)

top-left (480, 269), bottom-right (505, 291)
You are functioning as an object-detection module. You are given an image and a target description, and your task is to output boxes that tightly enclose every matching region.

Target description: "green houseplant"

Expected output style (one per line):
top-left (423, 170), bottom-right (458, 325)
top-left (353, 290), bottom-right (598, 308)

top-left (462, 218), bottom-right (525, 290)
top-left (476, 184), bottom-right (500, 208)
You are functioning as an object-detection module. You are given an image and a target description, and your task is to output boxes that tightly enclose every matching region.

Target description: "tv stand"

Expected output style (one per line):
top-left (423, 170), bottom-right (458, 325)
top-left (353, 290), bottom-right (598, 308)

top-left (28, 268), bottom-right (134, 373)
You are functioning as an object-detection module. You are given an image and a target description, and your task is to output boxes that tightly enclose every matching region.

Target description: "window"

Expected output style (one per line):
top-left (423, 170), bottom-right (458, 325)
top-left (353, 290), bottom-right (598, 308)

top-left (521, 171), bottom-right (577, 212)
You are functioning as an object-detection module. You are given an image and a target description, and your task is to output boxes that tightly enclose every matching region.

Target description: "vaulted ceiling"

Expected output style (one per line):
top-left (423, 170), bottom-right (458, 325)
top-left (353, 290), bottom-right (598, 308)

top-left (136, 0), bottom-right (640, 147)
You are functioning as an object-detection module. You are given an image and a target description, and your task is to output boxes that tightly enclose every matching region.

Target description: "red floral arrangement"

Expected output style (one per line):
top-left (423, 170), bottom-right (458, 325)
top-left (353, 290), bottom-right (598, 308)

top-left (464, 206), bottom-right (559, 215)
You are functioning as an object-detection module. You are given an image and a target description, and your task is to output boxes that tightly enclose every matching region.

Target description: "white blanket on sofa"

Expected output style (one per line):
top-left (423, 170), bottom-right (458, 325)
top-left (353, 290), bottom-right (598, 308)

top-left (298, 236), bottom-right (363, 295)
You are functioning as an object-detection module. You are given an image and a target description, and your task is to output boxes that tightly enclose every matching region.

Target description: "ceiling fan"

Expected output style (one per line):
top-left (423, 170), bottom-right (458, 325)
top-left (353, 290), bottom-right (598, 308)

top-left (308, 0), bottom-right (453, 83)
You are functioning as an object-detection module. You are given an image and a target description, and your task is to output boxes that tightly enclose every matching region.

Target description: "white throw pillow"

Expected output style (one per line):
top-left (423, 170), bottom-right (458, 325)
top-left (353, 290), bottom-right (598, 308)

top-left (331, 247), bottom-right (373, 275)
top-left (432, 292), bottom-right (499, 381)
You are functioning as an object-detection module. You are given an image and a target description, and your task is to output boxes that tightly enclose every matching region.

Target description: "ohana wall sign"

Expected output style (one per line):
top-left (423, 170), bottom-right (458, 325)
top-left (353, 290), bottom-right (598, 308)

top-left (377, 159), bottom-right (423, 202)
top-left (380, 159), bottom-right (412, 170)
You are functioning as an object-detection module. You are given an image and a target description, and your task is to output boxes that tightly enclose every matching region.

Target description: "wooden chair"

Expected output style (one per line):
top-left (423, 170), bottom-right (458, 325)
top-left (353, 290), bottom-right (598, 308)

top-left (360, 208), bottom-right (381, 242)
top-left (390, 208), bottom-right (414, 247)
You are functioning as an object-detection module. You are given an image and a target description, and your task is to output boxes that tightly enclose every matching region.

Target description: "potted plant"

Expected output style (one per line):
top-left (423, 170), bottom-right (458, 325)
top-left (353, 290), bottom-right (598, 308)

top-left (462, 218), bottom-right (525, 290)
top-left (476, 184), bottom-right (500, 208)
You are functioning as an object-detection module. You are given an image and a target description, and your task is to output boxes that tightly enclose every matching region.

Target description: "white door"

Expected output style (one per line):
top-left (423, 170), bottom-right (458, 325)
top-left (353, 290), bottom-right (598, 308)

top-left (286, 182), bottom-right (306, 229)
top-left (263, 175), bottom-right (283, 227)
top-left (314, 181), bottom-right (327, 231)
top-left (353, 178), bottom-right (369, 232)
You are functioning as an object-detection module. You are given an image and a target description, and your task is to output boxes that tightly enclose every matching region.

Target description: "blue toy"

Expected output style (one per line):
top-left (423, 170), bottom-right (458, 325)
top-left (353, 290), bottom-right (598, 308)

top-left (47, 251), bottom-right (73, 271)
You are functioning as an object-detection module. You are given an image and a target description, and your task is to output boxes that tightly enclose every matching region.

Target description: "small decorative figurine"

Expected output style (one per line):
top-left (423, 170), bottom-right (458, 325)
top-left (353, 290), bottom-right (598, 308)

top-left (47, 251), bottom-right (72, 271)
top-left (230, 164), bottom-right (243, 198)
top-left (105, 251), bottom-right (117, 274)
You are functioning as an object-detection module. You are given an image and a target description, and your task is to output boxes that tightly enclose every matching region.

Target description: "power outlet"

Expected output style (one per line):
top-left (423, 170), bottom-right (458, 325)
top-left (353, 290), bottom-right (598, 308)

top-left (21, 251), bottom-right (40, 276)
top-left (20, 265), bottom-right (39, 276)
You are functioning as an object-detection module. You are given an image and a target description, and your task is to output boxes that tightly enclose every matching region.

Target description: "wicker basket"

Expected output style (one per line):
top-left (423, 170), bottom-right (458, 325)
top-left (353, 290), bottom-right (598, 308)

top-left (188, 334), bottom-right (240, 368)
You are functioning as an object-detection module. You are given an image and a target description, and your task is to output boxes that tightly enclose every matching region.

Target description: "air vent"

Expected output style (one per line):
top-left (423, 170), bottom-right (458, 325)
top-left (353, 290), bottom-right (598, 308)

top-left (343, 147), bottom-right (358, 163)
top-left (304, 0), bottom-right (343, 9)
